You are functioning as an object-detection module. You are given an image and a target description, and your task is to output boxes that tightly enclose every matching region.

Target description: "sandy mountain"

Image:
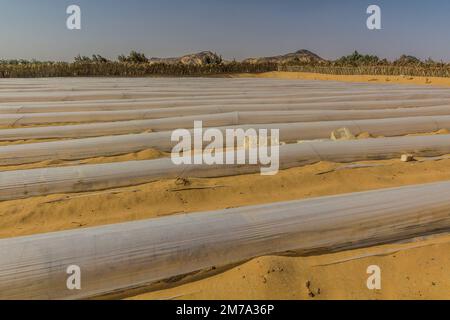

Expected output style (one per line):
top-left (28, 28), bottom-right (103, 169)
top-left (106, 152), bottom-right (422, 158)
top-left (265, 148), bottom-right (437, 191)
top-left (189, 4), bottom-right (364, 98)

top-left (243, 49), bottom-right (325, 64)
top-left (149, 51), bottom-right (222, 66)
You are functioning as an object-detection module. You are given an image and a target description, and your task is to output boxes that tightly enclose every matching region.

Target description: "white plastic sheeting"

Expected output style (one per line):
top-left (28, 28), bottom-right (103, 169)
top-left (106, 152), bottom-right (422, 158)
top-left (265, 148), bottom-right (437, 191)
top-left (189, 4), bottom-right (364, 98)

top-left (2, 96), bottom-right (450, 113)
top-left (4, 104), bottom-right (450, 140)
top-left (2, 115), bottom-right (450, 166)
top-left (0, 78), bottom-right (447, 100)
top-left (0, 180), bottom-right (449, 299)
top-left (0, 91), bottom-right (160, 103)
top-left (2, 77), bottom-right (450, 300)
top-left (4, 103), bottom-right (450, 127)
top-left (2, 134), bottom-right (450, 200)
top-left (0, 113), bottom-right (238, 141)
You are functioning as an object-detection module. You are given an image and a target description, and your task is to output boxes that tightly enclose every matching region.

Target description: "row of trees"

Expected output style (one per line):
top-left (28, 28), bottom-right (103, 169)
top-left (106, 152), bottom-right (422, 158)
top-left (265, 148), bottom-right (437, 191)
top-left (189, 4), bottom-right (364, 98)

top-left (73, 51), bottom-right (148, 64)
top-left (0, 51), bottom-right (152, 65)
top-left (283, 51), bottom-right (446, 67)
top-left (332, 51), bottom-right (445, 67)
top-left (75, 51), bottom-right (224, 64)
top-left (278, 51), bottom-right (450, 77)
top-left (0, 61), bottom-right (278, 78)
top-left (1, 50), bottom-right (444, 67)
top-left (1, 50), bottom-right (450, 77)
top-left (0, 50), bottom-right (278, 77)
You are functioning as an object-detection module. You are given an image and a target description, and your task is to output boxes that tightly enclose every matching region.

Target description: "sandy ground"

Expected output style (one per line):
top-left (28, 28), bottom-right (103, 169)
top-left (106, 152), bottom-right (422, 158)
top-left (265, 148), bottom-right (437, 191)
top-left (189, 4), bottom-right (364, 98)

top-left (129, 233), bottom-right (450, 300)
top-left (2, 74), bottom-right (450, 299)
top-left (2, 157), bottom-right (450, 240)
top-left (0, 148), bottom-right (166, 172)
top-left (128, 73), bottom-right (450, 300)
top-left (235, 71), bottom-right (450, 87)
top-left (2, 155), bottom-right (450, 300)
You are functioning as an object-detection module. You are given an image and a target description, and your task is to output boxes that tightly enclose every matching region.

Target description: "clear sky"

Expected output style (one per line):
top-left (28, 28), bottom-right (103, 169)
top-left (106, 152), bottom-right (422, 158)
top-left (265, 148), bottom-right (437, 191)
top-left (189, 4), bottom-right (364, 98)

top-left (1, 0), bottom-right (450, 61)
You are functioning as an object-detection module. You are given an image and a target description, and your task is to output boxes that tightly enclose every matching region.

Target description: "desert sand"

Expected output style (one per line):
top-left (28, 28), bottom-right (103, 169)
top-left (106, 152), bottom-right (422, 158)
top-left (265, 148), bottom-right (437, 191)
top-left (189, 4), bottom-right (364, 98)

top-left (0, 75), bottom-right (449, 299)
top-left (130, 232), bottom-right (450, 300)
top-left (2, 157), bottom-right (450, 239)
top-left (130, 74), bottom-right (450, 300)
top-left (235, 71), bottom-right (450, 87)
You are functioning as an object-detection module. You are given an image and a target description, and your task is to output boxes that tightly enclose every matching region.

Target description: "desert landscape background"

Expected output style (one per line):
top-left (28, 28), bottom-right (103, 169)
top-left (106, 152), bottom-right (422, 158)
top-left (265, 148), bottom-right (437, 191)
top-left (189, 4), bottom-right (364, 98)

top-left (3, 48), bottom-right (450, 78)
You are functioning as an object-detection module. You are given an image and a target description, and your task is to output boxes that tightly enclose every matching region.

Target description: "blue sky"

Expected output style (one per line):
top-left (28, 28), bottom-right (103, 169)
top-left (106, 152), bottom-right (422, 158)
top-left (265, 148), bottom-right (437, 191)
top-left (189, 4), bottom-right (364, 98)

top-left (1, 0), bottom-right (449, 61)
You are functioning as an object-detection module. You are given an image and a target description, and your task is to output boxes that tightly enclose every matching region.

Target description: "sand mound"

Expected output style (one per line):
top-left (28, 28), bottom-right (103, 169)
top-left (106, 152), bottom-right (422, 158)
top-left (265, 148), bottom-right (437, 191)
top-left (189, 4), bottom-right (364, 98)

top-left (0, 148), bottom-right (167, 172)
top-left (235, 71), bottom-right (450, 87)
top-left (129, 233), bottom-right (450, 300)
top-left (2, 157), bottom-right (450, 239)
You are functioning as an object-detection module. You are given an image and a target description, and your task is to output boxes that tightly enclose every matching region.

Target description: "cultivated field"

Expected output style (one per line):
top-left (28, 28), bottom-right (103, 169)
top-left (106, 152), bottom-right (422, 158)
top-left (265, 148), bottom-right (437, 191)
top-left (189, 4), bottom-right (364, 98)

top-left (0, 77), bottom-right (449, 299)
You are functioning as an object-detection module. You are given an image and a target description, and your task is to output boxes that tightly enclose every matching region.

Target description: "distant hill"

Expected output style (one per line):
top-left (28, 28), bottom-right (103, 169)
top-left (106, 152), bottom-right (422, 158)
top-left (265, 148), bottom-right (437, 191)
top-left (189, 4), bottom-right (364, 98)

top-left (393, 55), bottom-right (422, 66)
top-left (242, 49), bottom-right (326, 64)
top-left (149, 51), bottom-right (222, 66)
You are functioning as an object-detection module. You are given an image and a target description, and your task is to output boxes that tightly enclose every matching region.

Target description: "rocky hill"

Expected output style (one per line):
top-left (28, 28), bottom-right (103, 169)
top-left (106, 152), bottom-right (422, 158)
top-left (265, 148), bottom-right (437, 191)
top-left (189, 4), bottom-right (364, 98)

top-left (393, 55), bottom-right (422, 66)
top-left (243, 49), bottom-right (325, 64)
top-left (149, 51), bottom-right (222, 66)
